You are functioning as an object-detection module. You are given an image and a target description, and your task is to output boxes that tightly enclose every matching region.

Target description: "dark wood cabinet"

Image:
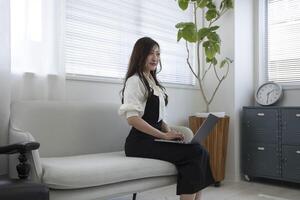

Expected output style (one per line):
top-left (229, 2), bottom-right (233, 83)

top-left (242, 107), bottom-right (300, 183)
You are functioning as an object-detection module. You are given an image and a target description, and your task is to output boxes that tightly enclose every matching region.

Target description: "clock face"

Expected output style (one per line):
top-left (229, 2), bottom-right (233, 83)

top-left (255, 82), bottom-right (283, 106)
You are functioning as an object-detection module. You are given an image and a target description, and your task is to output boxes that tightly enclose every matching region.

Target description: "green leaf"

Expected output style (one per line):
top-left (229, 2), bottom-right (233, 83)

top-left (206, 2), bottom-right (216, 9)
top-left (205, 9), bottom-right (218, 21)
top-left (178, 0), bottom-right (189, 10)
top-left (206, 57), bottom-right (218, 65)
top-left (204, 44), bottom-right (215, 59)
top-left (177, 30), bottom-right (183, 42)
top-left (206, 57), bottom-right (211, 63)
top-left (203, 41), bottom-right (210, 47)
top-left (203, 41), bottom-right (218, 59)
top-left (224, 0), bottom-right (234, 9)
top-left (175, 22), bottom-right (197, 42)
top-left (197, 0), bottom-right (208, 8)
top-left (209, 26), bottom-right (219, 31)
top-left (220, 59), bottom-right (227, 68)
top-left (175, 22), bottom-right (185, 29)
top-left (213, 42), bottom-right (220, 54)
top-left (198, 28), bottom-right (210, 40)
top-left (181, 23), bottom-right (197, 42)
top-left (175, 22), bottom-right (194, 29)
top-left (211, 57), bottom-right (217, 65)
top-left (205, 46), bottom-right (215, 60)
top-left (207, 32), bottom-right (220, 43)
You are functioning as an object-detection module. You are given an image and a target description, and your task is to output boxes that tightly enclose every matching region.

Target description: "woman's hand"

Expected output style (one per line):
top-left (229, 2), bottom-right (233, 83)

top-left (162, 130), bottom-right (184, 141)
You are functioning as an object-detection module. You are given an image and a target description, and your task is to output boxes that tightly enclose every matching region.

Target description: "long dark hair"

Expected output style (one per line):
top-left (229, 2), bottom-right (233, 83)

top-left (121, 37), bottom-right (168, 105)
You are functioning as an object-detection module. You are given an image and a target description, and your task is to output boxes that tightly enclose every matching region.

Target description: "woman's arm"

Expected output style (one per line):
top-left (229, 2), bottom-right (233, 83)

top-left (127, 116), bottom-right (183, 140)
top-left (161, 120), bottom-right (171, 133)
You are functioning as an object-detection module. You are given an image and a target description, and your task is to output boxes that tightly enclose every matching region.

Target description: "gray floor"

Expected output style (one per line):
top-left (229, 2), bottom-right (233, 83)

top-left (110, 180), bottom-right (300, 200)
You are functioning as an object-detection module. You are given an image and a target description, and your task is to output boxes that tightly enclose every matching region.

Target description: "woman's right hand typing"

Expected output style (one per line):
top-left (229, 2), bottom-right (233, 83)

top-left (127, 116), bottom-right (185, 141)
top-left (163, 130), bottom-right (184, 141)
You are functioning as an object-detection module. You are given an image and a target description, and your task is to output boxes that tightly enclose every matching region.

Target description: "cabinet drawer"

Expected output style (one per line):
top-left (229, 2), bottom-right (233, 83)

top-left (282, 145), bottom-right (300, 181)
top-left (243, 109), bottom-right (279, 143)
top-left (282, 109), bottom-right (300, 145)
top-left (244, 143), bottom-right (280, 178)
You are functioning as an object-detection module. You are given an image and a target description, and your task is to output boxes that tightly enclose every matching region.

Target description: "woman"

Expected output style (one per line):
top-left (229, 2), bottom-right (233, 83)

top-left (119, 37), bottom-right (214, 200)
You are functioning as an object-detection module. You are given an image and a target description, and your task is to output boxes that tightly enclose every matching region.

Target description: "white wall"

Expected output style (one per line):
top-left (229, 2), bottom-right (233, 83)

top-left (0, 0), bottom-right (11, 175)
top-left (233, 0), bottom-right (254, 181)
top-left (206, 0), bottom-right (255, 181)
top-left (280, 90), bottom-right (300, 105)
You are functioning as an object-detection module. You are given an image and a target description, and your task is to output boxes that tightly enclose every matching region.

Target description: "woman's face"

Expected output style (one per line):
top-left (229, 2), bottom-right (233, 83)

top-left (144, 45), bottom-right (160, 73)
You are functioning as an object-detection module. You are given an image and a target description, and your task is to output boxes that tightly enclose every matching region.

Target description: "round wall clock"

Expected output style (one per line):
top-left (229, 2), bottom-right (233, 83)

top-left (255, 82), bottom-right (283, 106)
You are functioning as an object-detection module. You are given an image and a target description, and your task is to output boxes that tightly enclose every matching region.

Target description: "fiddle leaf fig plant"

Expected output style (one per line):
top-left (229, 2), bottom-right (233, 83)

top-left (176, 0), bottom-right (233, 112)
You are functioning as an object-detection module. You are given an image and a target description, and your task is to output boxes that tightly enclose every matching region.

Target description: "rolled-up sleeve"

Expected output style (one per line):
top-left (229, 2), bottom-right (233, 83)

top-left (119, 75), bottom-right (146, 119)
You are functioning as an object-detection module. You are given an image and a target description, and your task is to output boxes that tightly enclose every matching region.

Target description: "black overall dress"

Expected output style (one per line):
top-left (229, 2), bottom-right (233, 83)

top-left (125, 91), bottom-right (215, 195)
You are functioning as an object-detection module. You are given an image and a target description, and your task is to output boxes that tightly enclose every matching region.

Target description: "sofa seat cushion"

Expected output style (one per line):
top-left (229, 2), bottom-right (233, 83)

top-left (41, 151), bottom-right (177, 189)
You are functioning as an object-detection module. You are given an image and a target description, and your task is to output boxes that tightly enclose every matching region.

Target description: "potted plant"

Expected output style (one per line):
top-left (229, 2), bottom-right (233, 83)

top-left (175, 0), bottom-right (233, 186)
top-left (175, 0), bottom-right (233, 112)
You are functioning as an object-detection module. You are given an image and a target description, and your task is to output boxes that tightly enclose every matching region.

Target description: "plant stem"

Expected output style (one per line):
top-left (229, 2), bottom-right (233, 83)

top-left (185, 42), bottom-right (198, 79)
top-left (198, 78), bottom-right (209, 112)
top-left (208, 62), bottom-right (230, 105)
top-left (213, 64), bottom-right (221, 81)
top-left (202, 63), bottom-right (212, 81)
top-left (194, 2), bottom-right (209, 111)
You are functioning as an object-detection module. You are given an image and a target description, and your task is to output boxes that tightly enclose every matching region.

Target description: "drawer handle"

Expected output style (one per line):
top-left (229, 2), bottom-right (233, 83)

top-left (257, 113), bottom-right (265, 117)
top-left (257, 147), bottom-right (265, 151)
top-left (296, 150), bottom-right (300, 154)
top-left (296, 114), bottom-right (300, 118)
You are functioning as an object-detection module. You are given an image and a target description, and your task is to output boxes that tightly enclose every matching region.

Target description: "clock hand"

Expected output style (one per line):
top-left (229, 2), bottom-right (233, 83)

top-left (267, 89), bottom-right (275, 95)
top-left (266, 89), bottom-right (275, 104)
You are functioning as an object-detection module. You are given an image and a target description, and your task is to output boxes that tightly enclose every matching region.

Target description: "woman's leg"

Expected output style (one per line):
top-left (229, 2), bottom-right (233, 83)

top-left (180, 194), bottom-right (196, 200)
top-left (126, 139), bottom-right (214, 196)
top-left (194, 191), bottom-right (201, 200)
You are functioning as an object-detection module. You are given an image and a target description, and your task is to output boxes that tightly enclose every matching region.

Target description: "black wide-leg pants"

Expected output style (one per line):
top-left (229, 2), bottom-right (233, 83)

top-left (125, 132), bottom-right (215, 195)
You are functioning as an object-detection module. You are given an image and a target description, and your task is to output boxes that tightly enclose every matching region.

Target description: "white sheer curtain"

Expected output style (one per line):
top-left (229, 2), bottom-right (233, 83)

top-left (10, 0), bottom-right (65, 100)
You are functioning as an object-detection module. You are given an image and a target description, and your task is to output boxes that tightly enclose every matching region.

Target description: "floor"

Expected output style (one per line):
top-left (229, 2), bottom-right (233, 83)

top-left (110, 180), bottom-right (300, 200)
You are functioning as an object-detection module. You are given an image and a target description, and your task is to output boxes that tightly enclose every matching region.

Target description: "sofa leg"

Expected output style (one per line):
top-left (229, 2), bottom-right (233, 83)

top-left (132, 193), bottom-right (137, 200)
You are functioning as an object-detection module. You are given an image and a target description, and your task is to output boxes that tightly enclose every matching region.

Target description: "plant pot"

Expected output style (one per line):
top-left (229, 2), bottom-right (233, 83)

top-left (189, 115), bottom-right (229, 186)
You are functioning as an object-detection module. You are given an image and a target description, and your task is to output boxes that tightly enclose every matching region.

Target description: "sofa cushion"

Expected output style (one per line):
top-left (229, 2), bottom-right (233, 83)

top-left (41, 151), bottom-right (177, 189)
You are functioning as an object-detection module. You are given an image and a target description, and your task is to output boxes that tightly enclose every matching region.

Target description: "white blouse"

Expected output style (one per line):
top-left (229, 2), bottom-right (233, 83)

top-left (118, 74), bottom-right (166, 122)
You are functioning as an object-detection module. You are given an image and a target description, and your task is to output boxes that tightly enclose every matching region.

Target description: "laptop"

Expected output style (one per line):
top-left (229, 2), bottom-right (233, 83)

top-left (155, 114), bottom-right (219, 144)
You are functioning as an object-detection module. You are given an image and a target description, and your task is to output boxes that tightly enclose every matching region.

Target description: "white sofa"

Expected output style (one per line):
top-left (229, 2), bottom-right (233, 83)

top-left (8, 101), bottom-right (194, 200)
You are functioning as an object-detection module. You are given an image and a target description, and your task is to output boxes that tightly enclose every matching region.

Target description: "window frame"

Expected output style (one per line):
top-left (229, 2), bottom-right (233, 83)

top-left (257, 0), bottom-right (300, 90)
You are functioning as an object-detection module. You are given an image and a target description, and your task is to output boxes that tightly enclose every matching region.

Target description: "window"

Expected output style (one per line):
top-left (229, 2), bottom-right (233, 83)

top-left (266, 0), bottom-right (300, 85)
top-left (65, 0), bottom-right (194, 85)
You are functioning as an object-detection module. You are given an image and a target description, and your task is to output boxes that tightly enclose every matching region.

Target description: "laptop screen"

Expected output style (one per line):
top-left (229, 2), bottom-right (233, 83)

top-left (190, 114), bottom-right (219, 144)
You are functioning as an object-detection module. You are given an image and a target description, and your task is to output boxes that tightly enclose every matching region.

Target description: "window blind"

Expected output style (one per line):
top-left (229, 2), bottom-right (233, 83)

top-left (65, 0), bottom-right (194, 85)
top-left (267, 0), bottom-right (300, 84)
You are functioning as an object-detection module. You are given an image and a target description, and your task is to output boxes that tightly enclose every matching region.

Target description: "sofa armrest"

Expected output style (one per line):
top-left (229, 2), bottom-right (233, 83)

top-left (169, 126), bottom-right (194, 142)
top-left (0, 141), bottom-right (40, 180)
top-left (9, 127), bottom-right (43, 181)
top-left (0, 142), bottom-right (39, 155)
